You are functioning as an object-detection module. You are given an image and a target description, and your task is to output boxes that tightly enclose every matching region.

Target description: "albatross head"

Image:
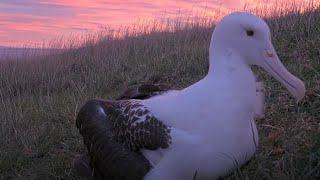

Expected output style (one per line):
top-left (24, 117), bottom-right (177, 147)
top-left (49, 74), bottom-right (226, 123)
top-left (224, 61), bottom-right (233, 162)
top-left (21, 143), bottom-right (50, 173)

top-left (210, 12), bottom-right (305, 101)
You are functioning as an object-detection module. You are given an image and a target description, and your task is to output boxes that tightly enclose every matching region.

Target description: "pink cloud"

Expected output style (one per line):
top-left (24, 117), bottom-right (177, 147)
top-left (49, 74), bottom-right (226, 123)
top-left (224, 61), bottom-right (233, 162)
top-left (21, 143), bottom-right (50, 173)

top-left (0, 0), bottom-right (315, 46)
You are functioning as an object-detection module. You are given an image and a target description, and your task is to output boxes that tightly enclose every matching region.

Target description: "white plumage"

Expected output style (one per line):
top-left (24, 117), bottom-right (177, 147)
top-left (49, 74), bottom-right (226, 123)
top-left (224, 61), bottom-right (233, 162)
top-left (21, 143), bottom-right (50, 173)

top-left (139, 12), bottom-right (305, 180)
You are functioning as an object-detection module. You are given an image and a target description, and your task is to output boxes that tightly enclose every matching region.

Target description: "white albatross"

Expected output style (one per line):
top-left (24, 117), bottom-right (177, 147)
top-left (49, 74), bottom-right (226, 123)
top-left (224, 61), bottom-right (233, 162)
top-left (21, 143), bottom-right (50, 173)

top-left (75, 12), bottom-right (306, 180)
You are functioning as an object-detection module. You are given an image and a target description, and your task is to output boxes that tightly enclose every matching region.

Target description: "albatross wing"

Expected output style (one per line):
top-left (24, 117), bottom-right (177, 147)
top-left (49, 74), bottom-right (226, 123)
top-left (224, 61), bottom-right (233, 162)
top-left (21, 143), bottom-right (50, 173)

top-left (76, 84), bottom-right (173, 179)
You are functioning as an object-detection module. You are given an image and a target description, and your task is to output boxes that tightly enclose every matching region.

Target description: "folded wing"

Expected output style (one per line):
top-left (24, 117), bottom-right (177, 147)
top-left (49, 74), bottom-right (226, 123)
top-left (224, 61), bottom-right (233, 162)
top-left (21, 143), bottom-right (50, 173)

top-left (76, 84), bottom-right (173, 180)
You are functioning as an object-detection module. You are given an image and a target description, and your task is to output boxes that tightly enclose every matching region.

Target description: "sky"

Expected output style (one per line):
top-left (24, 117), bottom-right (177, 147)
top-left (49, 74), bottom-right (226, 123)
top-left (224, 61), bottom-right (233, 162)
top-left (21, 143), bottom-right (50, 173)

top-left (0, 0), bottom-right (314, 47)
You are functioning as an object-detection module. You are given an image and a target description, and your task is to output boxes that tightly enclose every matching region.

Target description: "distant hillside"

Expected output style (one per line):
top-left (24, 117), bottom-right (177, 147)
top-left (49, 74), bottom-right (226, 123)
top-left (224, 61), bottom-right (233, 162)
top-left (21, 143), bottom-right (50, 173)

top-left (0, 46), bottom-right (57, 60)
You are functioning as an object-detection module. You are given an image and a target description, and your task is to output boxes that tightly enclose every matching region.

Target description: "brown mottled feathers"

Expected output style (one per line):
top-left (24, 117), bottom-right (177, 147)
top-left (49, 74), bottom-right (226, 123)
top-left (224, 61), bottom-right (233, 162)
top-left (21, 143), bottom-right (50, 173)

top-left (117, 84), bottom-right (172, 100)
top-left (105, 100), bottom-right (171, 151)
top-left (76, 84), bottom-right (172, 180)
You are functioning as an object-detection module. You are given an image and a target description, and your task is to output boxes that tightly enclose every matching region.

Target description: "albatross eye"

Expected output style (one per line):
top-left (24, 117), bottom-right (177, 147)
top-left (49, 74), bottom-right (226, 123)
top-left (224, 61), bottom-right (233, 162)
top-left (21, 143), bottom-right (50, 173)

top-left (246, 30), bottom-right (254, 36)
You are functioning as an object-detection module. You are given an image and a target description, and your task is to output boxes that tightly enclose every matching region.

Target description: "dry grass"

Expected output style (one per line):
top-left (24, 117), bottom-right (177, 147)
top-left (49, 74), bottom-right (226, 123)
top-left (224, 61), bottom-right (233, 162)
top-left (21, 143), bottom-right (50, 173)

top-left (0, 4), bottom-right (320, 180)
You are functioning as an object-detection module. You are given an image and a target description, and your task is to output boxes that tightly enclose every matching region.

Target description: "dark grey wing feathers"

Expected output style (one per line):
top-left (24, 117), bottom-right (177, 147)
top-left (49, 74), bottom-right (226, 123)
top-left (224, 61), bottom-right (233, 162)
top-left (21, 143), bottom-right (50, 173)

top-left (117, 84), bottom-right (172, 100)
top-left (76, 98), bottom-right (172, 180)
top-left (104, 100), bottom-right (172, 151)
top-left (76, 99), bottom-right (152, 180)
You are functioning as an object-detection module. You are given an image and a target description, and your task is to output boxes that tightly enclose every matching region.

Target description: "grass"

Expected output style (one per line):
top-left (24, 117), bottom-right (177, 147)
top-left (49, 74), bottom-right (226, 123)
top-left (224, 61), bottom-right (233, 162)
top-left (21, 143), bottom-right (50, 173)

top-left (0, 4), bottom-right (320, 180)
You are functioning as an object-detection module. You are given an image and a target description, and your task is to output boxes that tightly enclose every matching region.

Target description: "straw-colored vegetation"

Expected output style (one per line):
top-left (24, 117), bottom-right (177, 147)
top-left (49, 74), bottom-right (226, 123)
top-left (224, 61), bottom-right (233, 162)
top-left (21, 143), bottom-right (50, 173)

top-left (0, 4), bottom-right (319, 180)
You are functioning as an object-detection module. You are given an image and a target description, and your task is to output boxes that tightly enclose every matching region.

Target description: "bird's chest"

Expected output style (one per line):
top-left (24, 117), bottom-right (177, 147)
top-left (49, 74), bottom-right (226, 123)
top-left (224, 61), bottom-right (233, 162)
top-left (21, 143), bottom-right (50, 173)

top-left (181, 97), bottom-right (258, 150)
top-left (162, 111), bottom-right (258, 179)
top-left (173, 86), bottom-right (256, 133)
top-left (167, 91), bottom-right (258, 178)
top-left (171, 107), bottom-right (258, 179)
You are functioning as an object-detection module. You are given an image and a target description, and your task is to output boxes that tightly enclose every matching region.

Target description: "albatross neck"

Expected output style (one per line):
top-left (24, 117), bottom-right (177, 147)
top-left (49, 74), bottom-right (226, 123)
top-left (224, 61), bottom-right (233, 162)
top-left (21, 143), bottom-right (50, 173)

top-left (207, 43), bottom-right (248, 76)
top-left (180, 45), bottom-right (254, 98)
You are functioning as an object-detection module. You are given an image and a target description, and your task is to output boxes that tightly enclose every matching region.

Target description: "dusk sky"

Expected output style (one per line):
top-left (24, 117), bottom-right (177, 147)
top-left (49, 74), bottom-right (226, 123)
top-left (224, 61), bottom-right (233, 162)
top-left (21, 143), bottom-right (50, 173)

top-left (0, 0), bottom-right (312, 47)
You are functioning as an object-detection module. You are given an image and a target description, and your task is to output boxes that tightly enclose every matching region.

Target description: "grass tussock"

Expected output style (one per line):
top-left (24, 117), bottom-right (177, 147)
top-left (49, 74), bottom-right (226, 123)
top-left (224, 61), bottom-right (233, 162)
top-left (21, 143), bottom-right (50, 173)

top-left (0, 3), bottom-right (320, 180)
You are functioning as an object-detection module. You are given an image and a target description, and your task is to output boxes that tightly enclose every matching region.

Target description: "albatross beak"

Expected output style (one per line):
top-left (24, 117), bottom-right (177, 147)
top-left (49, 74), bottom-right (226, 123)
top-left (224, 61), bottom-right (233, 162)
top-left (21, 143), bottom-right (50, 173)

top-left (261, 41), bottom-right (306, 102)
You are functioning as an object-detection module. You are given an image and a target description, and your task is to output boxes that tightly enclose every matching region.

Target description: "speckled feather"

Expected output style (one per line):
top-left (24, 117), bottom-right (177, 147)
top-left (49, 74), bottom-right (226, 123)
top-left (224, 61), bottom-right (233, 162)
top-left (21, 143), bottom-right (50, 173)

top-left (103, 100), bottom-right (172, 151)
top-left (76, 100), bottom-right (154, 180)
top-left (76, 84), bottom-right (173, 180)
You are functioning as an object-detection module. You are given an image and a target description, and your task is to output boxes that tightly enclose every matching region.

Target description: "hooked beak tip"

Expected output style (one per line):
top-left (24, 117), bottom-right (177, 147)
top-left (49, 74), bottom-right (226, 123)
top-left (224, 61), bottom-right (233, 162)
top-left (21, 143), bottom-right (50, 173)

top-left (261, 48), bottom-right (306, 103)
top-left (286, 77), bottom-right (306, 103)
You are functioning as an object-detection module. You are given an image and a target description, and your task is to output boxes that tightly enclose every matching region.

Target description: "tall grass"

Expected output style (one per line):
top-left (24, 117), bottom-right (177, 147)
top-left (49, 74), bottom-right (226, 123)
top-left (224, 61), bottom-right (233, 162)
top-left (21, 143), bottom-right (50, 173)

top-left (0, 3), bottom-right (320, 179)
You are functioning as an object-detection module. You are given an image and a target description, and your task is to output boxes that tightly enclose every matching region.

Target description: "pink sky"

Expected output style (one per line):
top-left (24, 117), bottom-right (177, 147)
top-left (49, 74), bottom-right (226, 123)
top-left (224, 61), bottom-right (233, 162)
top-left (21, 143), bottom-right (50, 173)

top-left (0, 0), bottom-right (314, 47)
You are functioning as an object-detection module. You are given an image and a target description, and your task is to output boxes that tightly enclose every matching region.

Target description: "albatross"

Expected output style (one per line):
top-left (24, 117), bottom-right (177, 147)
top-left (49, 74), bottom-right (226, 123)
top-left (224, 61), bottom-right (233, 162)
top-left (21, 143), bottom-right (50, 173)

top-left (75, 12), bottom-right (306, 180)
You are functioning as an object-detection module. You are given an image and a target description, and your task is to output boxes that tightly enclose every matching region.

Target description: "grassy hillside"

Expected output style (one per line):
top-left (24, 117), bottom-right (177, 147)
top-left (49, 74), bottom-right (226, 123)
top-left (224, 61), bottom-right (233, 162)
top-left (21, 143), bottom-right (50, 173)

top-left (0, 6), bottom-right (320, 180)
